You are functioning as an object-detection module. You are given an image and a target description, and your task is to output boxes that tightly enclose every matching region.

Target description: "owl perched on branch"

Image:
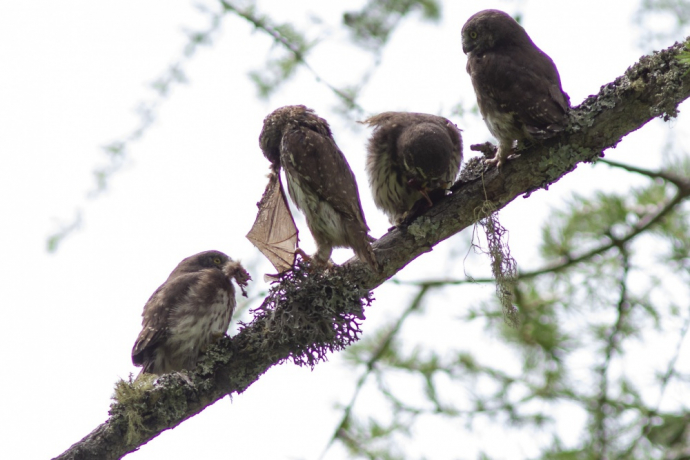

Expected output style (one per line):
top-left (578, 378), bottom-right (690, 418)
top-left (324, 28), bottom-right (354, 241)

top-left (363, 112), bottom-right (463, 226)
top-left (462, 9), bottom-right (570, 168)
top-left (259, 105), bottom-right (380, 272)
top-left (131, 250), bottom-right (250, 376)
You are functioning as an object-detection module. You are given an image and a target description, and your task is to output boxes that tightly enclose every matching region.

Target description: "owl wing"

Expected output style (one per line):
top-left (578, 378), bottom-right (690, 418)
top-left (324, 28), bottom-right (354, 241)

top-left (471, 49), bottom-right (569, 137)
top-left (282, 125), bottom-right (369, 229)
top-left (443, 118), bottom-right (463, 154)
top-left (246, 171), bottom-right (299, 274)
top-left (131, 273), bottom-right (195, 367)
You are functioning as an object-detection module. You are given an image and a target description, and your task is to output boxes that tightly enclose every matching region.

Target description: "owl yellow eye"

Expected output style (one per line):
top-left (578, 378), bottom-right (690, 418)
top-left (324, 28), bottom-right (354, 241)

top-left (213, 257), bottom-right (222, 264)
top-left (470, 31), bottom-right (478, 39)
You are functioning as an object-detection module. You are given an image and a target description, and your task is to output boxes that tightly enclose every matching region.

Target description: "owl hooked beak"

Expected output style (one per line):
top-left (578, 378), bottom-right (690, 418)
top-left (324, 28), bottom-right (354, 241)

top-left (461, 37), bottom-right (474, 54)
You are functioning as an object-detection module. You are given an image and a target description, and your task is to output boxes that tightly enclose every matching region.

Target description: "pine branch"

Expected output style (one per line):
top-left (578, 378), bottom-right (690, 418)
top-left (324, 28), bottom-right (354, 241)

top-left (54, 40), bottom-right (690, 460)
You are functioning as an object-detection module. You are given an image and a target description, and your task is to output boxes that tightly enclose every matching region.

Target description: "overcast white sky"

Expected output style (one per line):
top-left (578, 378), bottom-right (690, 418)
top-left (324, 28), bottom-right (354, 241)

top-left (1, 1), bottom-right (688, 459)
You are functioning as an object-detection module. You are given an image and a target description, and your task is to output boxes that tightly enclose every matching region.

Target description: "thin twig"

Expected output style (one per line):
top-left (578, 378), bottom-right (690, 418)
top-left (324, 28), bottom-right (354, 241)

top-left (318, 285), bottom-right (431, 460)
top-left (618, 309), bottom-right (690, 459)
top-left (220, 1), bottom-right (364, 113)
top-left (600, 158), bottom-right (690, 190)
top-left (397, 180), bottom-right (690, 288)
top-left (593, 247), bottom-right (631, 458)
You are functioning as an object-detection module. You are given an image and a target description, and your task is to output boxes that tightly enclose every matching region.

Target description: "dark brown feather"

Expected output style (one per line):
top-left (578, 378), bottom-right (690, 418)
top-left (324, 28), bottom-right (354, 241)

top-left (259, 105), bottom-right (379, 272)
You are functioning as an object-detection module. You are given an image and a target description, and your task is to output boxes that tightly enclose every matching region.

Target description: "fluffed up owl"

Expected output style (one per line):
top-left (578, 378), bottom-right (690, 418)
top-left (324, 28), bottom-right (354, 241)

top-left (363, 112), bottom-right (462, 226)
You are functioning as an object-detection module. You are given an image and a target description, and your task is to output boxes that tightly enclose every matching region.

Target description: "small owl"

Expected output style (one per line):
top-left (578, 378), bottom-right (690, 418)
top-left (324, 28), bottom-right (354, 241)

top-left (363, 112), bottom-right (463, 226)
top-left (259, 105), bottom-right (380, 272)
top-left (132, 250), bottom-right (251, 376)
top-left (462, 9), bottom-right (570, 168)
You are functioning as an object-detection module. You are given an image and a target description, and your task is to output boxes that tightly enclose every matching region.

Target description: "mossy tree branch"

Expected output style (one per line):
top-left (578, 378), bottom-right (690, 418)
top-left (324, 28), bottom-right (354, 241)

top-left (55, 41), bottom-right (690, 460)
top-left (397, 162), bottom-right (690, 288)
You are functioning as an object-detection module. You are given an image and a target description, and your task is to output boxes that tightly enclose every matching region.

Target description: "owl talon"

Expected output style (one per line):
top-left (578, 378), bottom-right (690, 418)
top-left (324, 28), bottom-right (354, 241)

top-left (484, 146), bottom-right (515, 169)
top-left (264, 248), bottom-right (312, 281)
top-left (294, 248), bottom-right (311, 262)
top-left (419, 189), bottom-right (434, 207)
top-left (483, 155), bottom-right (504, 169)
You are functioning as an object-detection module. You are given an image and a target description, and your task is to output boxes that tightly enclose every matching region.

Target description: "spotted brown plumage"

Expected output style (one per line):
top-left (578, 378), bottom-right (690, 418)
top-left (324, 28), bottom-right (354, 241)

top-left (363, 112), bottom-right (463, 226)
top-left (462, 9), bottom-right (570, 168)
top-left (131, 250), bottom-right (250, 376)
top-left (259, 105), bottom-right (380, 272)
